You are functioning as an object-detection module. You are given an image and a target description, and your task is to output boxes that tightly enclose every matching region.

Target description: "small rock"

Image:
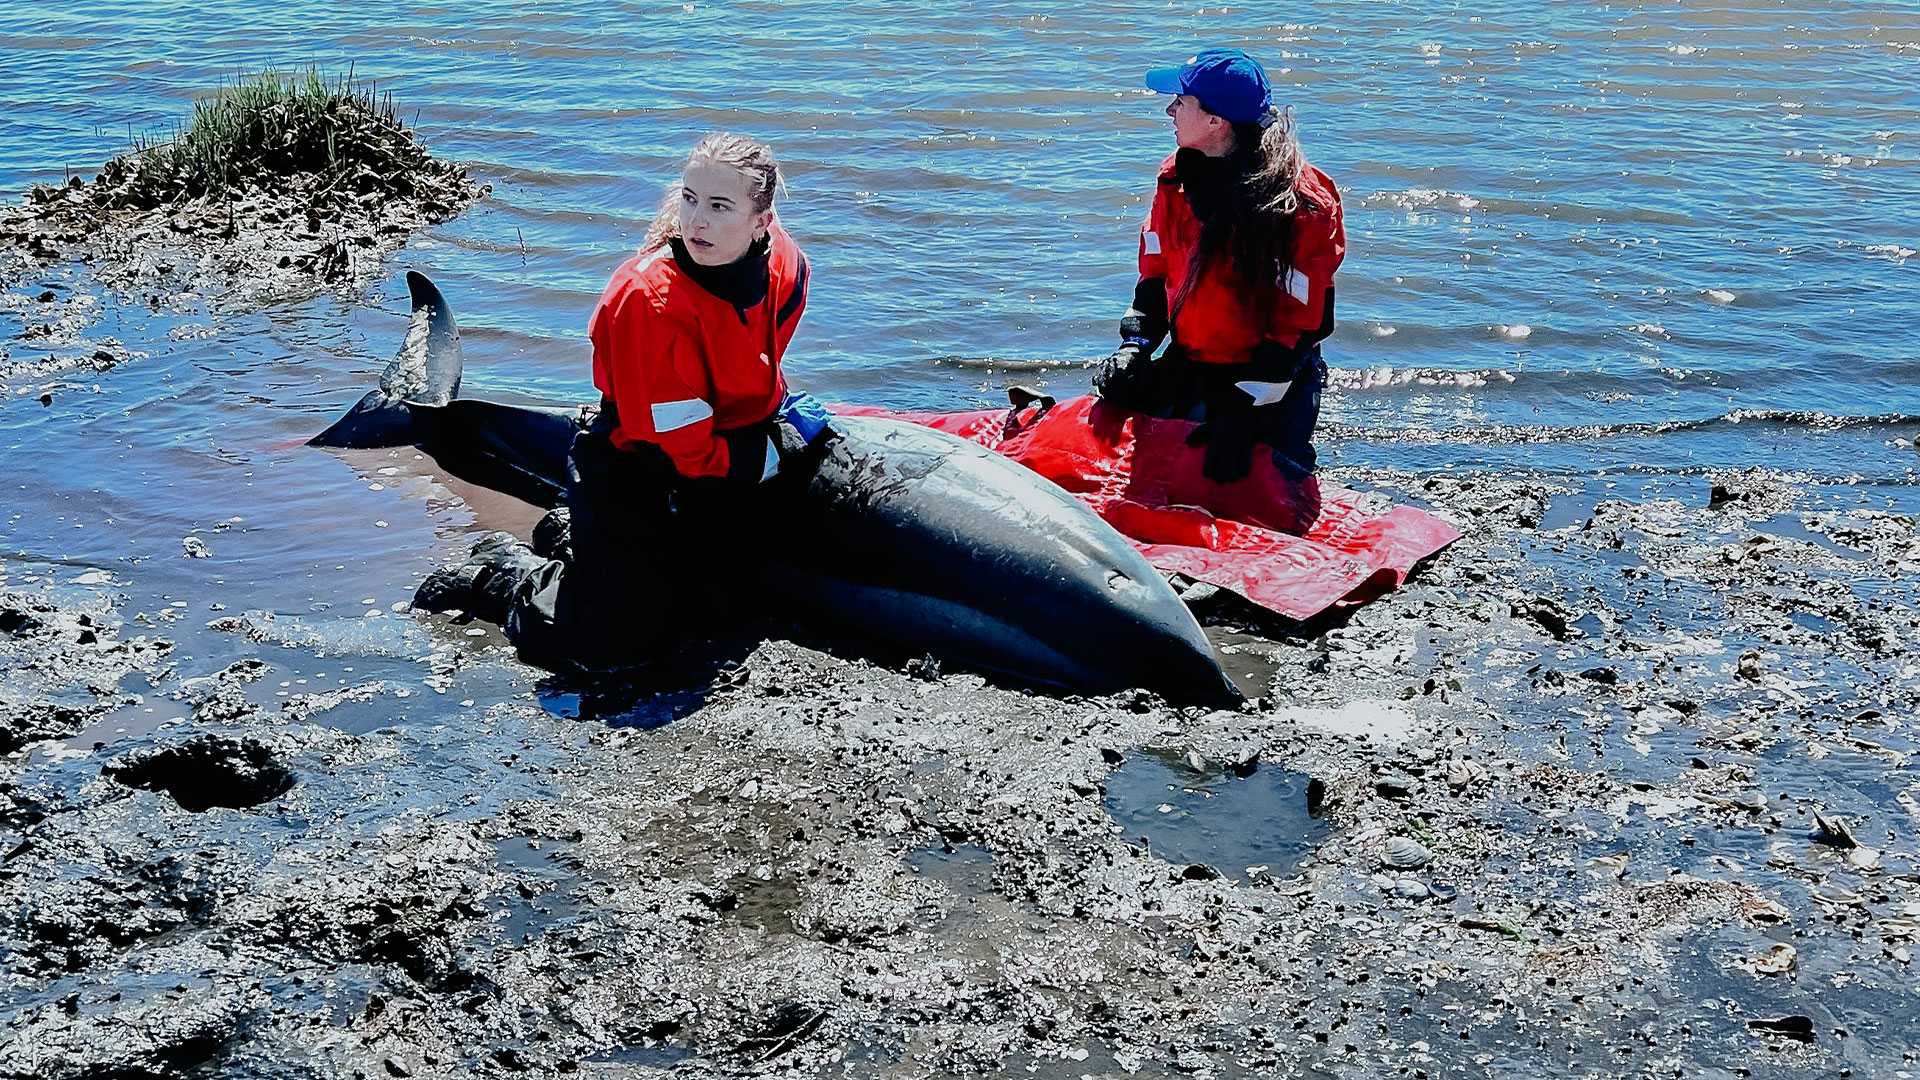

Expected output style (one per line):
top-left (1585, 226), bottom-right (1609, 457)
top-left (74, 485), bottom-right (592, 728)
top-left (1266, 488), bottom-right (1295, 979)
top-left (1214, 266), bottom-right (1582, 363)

top-left (1511, 595), bottom-right (1575, 640)
top-left (1746, 1015), bottom-right (1815, 1043)
top-left (181, 536), bottom-right (212, 559)
top-left (1305, 777), bottom-right (1328, 815)
top-left (1737, 650), bottom-right (1762, 680)
top-left (1179, 863), bottom-right (1219, 881)
top-left (1392, 878), bottom-right (1430, 900)
top-left (1812, 810), bottom-right (1858, 849)
top-left (1373, 772), bottom-right (1416, 800)
top-left (1184, 749), bottom-right (1207, 773)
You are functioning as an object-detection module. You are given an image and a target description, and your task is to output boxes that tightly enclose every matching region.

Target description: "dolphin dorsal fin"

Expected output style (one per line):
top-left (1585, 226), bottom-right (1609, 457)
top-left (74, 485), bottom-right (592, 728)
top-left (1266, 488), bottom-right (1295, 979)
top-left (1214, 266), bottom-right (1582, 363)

top-left (379, 271), bottom-right (464, 406)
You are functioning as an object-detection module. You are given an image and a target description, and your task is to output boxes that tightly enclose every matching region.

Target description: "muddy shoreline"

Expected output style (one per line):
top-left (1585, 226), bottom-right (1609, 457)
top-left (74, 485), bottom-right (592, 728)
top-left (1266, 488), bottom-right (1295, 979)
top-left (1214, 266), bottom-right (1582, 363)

top-left (2, 457), bottom-right (1916, 1078)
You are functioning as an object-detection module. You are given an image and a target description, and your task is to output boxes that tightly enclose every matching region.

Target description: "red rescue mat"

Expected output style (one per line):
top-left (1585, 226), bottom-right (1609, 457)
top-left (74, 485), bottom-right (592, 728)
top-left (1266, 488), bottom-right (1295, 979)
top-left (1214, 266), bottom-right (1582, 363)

top-left (834, 395), bottom-right (1460, 622)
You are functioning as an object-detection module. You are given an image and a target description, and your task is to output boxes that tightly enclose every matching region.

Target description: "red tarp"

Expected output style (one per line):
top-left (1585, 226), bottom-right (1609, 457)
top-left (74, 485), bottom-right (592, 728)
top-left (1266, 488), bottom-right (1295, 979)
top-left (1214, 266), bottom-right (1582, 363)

top-left (835, 395), bottom-right (1460, 622)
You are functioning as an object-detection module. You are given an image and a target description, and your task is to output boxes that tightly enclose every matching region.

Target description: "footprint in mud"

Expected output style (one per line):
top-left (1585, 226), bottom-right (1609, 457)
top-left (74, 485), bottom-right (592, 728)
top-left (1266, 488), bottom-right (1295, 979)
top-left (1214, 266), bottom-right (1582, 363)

top-left (102, 735), bottom-right (295, 812)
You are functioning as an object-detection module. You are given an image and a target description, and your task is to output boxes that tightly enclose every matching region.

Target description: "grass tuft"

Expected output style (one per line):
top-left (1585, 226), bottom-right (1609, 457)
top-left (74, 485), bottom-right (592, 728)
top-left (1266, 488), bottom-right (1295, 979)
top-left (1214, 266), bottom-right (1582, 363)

top-left (98, 67), bottom-right (459, 211)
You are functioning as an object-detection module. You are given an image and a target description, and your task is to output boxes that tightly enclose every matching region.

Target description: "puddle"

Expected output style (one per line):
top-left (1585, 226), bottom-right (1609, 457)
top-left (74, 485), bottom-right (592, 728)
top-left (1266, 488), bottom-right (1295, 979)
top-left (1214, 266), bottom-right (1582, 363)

top-left (906, 841), bottom-right (995, 887)
top-left (1540, 489), bottom-right (1603, 531)
top-left (494, 837), bottom-right (588, 943)
top-left (1103, 751), bottom-right (1329, 878)
top-left (1788, 609), bottom-right (1837, 634)
top-left (538, 682), bottom-right (710, 729)
top-left (1757, 513), bottom-right (1866, 560)
top-left (585, 1043), bottom-right (693, 1068)
top-left (723, 874), bottom-right (803, 934)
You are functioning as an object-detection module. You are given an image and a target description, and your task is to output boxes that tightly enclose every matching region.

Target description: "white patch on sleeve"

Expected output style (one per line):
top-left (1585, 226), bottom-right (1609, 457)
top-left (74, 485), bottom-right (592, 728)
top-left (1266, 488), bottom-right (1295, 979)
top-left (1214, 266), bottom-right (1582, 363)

top-left (1235, 380), bottom-right (1293, 407)
top-left (649, 397), bottom-right (714, 433)
top-left (1143, 230), bottom-right (1162, 256)
top-left (1283, 267), bottom-right (1310, 304)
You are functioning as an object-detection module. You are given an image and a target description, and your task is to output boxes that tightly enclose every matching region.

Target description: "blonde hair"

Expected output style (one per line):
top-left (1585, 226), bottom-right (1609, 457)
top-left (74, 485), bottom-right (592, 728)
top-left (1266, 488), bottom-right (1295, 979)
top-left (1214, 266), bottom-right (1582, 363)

top-left (640, 131), bottom-right (782, 254)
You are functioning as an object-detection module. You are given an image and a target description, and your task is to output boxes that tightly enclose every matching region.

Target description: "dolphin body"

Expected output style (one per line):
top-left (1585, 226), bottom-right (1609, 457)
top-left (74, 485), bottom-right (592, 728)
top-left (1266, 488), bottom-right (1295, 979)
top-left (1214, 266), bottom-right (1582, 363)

top-left (314, 272), bottom-right (1243, 706)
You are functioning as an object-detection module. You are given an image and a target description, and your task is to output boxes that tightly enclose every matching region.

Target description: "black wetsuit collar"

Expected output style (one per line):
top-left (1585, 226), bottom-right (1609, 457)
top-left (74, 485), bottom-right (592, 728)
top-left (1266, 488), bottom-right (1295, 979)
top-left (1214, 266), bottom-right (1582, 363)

top-left (671, 233), bottom-right (771, 319)
top-left (1174, 147), bottom-right (1236, 222)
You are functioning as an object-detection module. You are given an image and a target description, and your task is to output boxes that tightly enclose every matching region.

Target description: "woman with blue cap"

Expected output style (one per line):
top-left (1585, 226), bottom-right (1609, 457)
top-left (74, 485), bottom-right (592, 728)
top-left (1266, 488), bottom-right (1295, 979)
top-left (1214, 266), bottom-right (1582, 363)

top-left (1093, 48), bottom-right (1346, 483)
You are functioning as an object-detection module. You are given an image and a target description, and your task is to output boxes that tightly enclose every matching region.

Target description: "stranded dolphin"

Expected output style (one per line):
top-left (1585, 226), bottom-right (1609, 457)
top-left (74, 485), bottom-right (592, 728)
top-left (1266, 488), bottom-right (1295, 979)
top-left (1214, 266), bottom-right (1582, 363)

top-left (314, 272), bottom-right (1243, 706)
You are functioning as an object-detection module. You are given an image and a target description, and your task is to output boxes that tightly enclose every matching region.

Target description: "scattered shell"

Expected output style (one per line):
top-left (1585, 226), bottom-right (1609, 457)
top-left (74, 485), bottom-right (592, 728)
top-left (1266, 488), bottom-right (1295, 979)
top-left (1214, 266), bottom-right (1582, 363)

top-left (1589, 853), bottom-right (1630, 878)
top-left (1847, 846), bottom-right (1883, 872)
top-left (1740, 943), bottom-right (1798, 976)
top-left (1446, 759), bottom-right (1489, 790)
top-left (1392, 878), bottom-right (1430, 900)
top-left (1381, 836), bottom-right (1432, 870)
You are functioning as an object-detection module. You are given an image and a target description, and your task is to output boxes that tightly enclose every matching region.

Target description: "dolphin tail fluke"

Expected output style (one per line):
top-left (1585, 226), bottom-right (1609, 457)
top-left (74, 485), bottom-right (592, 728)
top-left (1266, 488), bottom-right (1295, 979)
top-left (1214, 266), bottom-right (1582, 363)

top-left (312, 272), bottom-right (577, 506)
top-left (309, 271), bottom-right (466, 449)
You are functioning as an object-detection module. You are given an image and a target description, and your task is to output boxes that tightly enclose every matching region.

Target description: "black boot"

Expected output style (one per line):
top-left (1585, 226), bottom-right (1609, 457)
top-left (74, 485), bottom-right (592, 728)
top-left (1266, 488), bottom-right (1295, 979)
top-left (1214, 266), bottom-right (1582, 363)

top-left (531, 507), bottom-right (572, 563)
top-left (414, 531), bottom-right (548, 624)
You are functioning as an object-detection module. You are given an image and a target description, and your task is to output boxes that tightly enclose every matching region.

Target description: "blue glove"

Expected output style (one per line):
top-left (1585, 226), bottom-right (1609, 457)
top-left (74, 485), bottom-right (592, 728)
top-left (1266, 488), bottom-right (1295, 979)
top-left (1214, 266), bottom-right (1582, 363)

top-left (778, 390), bottom-right (833, 446)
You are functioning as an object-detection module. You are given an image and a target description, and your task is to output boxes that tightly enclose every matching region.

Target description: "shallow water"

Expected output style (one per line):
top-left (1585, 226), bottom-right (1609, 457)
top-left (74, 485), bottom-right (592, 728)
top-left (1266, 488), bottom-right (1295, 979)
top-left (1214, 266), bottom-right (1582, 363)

top-left (4, 3), bottom-right (1919, 591)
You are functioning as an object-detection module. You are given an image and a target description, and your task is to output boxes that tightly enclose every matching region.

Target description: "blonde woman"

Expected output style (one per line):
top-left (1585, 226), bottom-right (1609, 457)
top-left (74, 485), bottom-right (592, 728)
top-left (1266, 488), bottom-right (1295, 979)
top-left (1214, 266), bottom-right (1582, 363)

top-left (423, 132), bottom-right (829, 670)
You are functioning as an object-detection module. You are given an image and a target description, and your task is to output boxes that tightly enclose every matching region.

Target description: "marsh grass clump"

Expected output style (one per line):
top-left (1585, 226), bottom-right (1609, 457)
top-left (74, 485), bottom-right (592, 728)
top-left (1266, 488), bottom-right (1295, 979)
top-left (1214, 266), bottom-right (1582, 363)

top-left (2, 66), bottom-right (482, 299)
top-left (89, 67), bottom-right (466, 215)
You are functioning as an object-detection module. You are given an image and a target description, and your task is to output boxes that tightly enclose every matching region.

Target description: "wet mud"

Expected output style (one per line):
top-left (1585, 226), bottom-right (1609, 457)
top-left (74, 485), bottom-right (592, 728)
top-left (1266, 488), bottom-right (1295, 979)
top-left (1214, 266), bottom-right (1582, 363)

top-left (3, 457), bottom-right (1918, 1077)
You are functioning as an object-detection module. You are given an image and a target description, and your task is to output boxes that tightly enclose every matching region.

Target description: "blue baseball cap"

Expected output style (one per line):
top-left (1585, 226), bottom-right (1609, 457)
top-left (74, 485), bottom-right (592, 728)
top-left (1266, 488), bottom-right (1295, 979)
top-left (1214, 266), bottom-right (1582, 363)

top-left (1144, 48), bottom-right (1274, 126)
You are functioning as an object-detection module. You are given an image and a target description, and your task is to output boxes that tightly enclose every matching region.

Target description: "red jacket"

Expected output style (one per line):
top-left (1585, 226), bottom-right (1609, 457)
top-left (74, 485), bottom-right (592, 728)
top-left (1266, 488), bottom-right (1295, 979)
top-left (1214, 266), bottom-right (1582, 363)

top-left (1138, 153), bottom-right (1345, 363)
top-left (589, 221), bottom-right (809, 478)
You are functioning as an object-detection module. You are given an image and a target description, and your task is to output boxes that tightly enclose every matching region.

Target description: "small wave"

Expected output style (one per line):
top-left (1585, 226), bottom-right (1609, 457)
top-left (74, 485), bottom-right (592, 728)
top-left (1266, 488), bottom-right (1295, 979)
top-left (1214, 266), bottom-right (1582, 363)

top-left (1864, 244), bottom-right (1915, 263)
top-left (1360, 187), bottom-right (1482, 213)
top-left (1703, 289), bottom-right (1737, 304)
top-left (1325, 409), bottom-right (1920, 446)
top-left (932, 355), bottom-right (1084, 373)
top-left (1328, 366), bottom-right (1516, 391)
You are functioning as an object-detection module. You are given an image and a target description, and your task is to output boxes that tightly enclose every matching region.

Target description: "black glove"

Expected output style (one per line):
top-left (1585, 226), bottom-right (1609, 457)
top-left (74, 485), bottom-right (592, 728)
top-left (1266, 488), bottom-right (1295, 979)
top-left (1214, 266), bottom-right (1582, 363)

top-left (1092, 343), bottom-right (1146, 396)
top-left (1185, 400), bottom-right (1258, 483)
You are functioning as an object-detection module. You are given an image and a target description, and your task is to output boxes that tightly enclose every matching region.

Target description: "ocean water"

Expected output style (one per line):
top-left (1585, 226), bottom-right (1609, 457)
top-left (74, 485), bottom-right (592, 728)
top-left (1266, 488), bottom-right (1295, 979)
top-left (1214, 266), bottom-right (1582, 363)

top-left (0, 1), bottom-right (1916, 622)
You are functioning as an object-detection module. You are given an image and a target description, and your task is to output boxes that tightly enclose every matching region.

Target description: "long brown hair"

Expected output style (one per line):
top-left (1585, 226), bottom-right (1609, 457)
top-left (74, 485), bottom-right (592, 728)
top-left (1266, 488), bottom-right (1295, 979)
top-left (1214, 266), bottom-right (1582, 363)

top-left (640, 131), bottom-right (782, 254)
top-left (1174, 107), bottom-right (1305, 321)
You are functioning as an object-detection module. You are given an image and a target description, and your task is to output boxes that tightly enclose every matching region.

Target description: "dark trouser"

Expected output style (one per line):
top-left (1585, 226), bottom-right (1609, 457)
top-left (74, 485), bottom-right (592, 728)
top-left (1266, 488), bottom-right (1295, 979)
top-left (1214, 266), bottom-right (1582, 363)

top-left (503, 414), bottom-right (682, 672)
top-left (1105, 343), bottom-right (1327, 477)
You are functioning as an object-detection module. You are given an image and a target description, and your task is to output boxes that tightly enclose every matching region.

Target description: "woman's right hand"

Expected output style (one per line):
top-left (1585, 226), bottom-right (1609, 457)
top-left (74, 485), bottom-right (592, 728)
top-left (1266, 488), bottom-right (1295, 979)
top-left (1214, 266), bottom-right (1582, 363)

top-left (1092, 342), bottom-right (1148, 398)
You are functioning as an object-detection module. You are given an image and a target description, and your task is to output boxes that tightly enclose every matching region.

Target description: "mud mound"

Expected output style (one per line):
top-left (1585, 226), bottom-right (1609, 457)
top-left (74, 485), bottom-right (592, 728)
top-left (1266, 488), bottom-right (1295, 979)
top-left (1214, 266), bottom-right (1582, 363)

top-left (0, 69), bottom-right (486, 372)
top-left (104, 736), bottom-right (294, 812)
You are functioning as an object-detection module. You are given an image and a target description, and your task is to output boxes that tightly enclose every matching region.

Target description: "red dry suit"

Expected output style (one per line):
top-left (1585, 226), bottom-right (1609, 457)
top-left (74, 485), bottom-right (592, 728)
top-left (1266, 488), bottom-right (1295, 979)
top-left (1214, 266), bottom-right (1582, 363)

top-left (1138, 152), bottom-right (1345, 364)
top-left (589, 221), bottom-right (810, 478)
